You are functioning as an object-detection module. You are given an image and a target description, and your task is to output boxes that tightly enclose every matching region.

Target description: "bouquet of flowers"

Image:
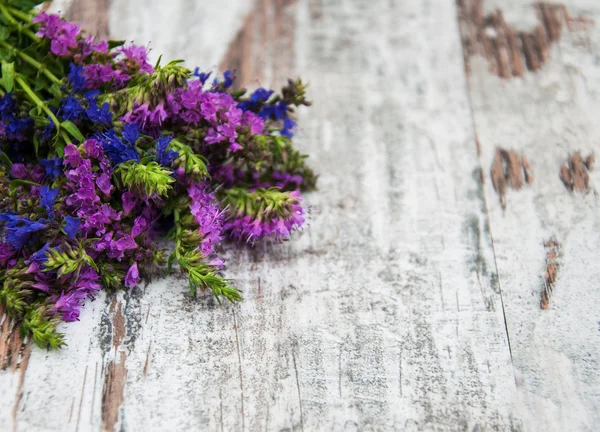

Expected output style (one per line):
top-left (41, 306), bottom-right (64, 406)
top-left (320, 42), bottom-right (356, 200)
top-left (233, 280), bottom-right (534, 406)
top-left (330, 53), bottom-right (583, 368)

top-left (0, 0), bottom-right (316, 348)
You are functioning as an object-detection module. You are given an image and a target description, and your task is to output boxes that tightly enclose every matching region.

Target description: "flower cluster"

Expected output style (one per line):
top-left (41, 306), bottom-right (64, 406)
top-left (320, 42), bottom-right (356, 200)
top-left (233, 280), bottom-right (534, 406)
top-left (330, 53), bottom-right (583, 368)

top-left (0, 0), bottom-right (316, 349)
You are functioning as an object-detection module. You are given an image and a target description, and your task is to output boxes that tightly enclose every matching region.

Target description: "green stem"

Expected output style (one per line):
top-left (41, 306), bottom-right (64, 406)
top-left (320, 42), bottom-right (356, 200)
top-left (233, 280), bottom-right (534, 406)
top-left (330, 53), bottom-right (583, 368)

top-left (6, 6), bottom-right (33, 23)
top-left (0, 40), bottom-right (61, 84)
top-left (0, 4), bottom-right (39, 42)
top-left (15, 75), bottom-right (60, 131)
top-left (60, 130), bottom-right (72, 145)
top-left (174, 209), bottom-right (182, 259)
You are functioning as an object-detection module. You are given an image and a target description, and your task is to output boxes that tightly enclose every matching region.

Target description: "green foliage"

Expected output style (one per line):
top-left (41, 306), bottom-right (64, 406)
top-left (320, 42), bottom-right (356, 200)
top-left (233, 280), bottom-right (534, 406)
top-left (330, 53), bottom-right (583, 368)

top-left (170, 209), bottom-right (242, 303)
top-left (0, 280), bottom-right (29, 316)
top-left (221, 186), bottom-right (300, 220)
top-left (170, 139), bottom-right (208, 180)
top-left (100, 263), bottom-right (126, 290)
top-left (44, 242), bottom-right (98, 279)
top-left (20, 306), bottom-right (65, 349)
top-left (1, 61), bottom-right (14, 91)
top-left (252, 134), bottom-right (318, 191)
top-left (116, 159), bottom-right (175, 197)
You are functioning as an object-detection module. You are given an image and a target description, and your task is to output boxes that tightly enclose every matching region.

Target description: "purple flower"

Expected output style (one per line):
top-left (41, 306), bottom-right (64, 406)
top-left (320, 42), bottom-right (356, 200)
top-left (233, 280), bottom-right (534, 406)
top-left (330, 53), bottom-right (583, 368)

top-left (82, 139), bottom-right (103, 159)
top-left (51, 290), bottom-right (85, 322)
top-left (74, 266), bottom-right (101, 297)
top-left (188, 183), bottom-right (225, 257)
top-left (83, 63), bottom-right (118, 89)
top-left (122, 192), bottom-right (138, 215)
top-left (131, 216), bottom-right (147, 238)
top-left (63, 144), bottom-right (81, 167)
top-left (10, 163), bottom-right (27, 179)
top-left (34, 13), bottom-right (80, 56)
top-left (242, 111), bottom-right (265, 135)
top-left (121, 103), bottom-right (151, 127)
top-left (96, 173), bottom-right (113, 196)
top-left (64, 216), bottom-right (80, 239)
top-left (0, 243), bottom-right (16, 267)
top-left (105, 234), bottom-right (137, 261)
top-left (118, 44), bottom-right (154, 74)
top-left (124, 262), bottom-right (140, 287)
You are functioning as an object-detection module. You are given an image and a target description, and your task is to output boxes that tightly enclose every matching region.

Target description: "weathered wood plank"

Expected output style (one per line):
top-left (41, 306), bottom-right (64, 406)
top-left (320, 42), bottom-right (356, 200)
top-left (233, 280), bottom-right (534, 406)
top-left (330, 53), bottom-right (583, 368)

top-left (459, 0), bottom-right (600, 430)
top-left (103, 0), bottom-right (518, 430)
top-left (13, 0), bottom-right (600, 430)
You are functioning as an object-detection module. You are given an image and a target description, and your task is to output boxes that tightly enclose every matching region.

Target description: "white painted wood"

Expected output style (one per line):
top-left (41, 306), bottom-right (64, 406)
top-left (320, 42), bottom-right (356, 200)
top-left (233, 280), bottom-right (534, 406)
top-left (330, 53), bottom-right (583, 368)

top-left (3, 0), bottom-right (600, 431)
top-left (465, 1), bottom-right (600, 431)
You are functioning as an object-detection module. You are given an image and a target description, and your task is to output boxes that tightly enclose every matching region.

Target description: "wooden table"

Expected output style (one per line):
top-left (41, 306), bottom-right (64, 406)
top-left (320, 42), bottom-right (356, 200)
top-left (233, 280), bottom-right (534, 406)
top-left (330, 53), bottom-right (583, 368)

top-left (1, 0), bottom-right (600, 430)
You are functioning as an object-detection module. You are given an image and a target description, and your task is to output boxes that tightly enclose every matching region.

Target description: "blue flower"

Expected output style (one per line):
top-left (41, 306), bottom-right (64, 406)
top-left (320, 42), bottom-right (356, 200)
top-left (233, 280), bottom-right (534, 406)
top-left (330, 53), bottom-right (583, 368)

top-left (64, 216), bottom-right (80, 239)
top-left (86, 101), bottom-right (113, 126)
top-left (193, 68), bottom-right (212, 84)
top-left (122, 123), bottom-right (140, 146)
top-left (39, 186), bottom-right (59, 215)
top-left (40, 157), bottom-right (62, 179)
top-left (155, 135), bottom-right (178, 166)
top-left (0, 93), bottom-right (16, 116)
top-left (61, 95), bottom-right (85, 121)
top-left (67, 63), bottom-right (86, 92)
top-left (29, 242), bottom-right (50, 264)
top-left (0, 214), bottom-right (47, 249)
top-left (273, 102), bottom-right (288, 120)
top-left (42, 117), bottom-right (56, 139)
top-left (238, 88), bottom-right (274, 111)
top-left (280, 117), bottom-right (297, 138)
top-left (83, 90), bottom-right (100, 101)
top-left (95, 129), bottom-right (140, 165)
top-left (223, 70), bottom-right (234, 88)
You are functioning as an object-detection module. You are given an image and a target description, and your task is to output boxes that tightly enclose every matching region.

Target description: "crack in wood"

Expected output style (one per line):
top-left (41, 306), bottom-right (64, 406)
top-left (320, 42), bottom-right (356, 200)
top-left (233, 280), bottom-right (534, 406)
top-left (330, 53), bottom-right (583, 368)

top-left (540, 239), bottom-right (561, 309)
top-left (560, 152), bottom-right (594, 192)
top-left (10, 343), bottom-right (30, 432)
top-left (75, 365), bottom-right (88, 432)
top-left (232, 309), bottom-right (246, 431)
top-left (457, 0), bottom-right (592, 78)
top-left (490, 148), bottom-right (533, 209)
top-left (101, 297), bottom-right (128, 432)
top-left (101, 351), bottom-right (127, 432)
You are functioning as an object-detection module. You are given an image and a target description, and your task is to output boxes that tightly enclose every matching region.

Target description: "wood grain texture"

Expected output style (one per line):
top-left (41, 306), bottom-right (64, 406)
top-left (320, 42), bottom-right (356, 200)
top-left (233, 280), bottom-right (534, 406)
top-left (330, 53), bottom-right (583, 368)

top-left (1, 0), bottom-right (599, 431)
top-left (461, 0), bottom-right (600, 430)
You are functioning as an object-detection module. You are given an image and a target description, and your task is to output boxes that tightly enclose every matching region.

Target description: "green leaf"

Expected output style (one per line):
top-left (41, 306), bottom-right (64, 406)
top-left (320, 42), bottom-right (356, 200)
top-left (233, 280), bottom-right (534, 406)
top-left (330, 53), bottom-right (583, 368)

top-left (32, 115), bottom-right (50, 128)
top-left (166, 252), bottom-right (176, 276)
top-left (108, 39), bottom-right (126, 49)
top-left (0, 27), bottom-right (9, 41)
top-left (154, 54), bottom-right (163, 69)
top-left (116, 160), bottom-right (175, 197)
top-left (61, 120), bottom-right (85, 143)
top-left (9, 179), bottom-right (40, 190)
top-left (1, 62), bottom-right (14, 92)
top-left (0, 151), bottom-right (12, 167)
top-left (53, 135), bottom-right (65, 158)
top-left (33, 133), bottom-right (39, 156)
